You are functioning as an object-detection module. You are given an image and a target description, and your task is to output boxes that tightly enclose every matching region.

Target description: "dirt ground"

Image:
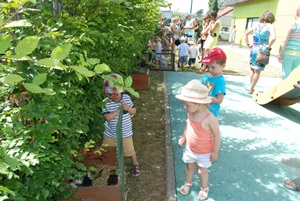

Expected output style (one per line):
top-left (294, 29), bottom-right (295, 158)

top-left (125, 46), bottom-right (282, 201)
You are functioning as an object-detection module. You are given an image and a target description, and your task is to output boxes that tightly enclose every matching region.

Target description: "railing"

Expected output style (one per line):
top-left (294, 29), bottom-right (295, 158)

top-left (139, 50), bottom-right (175, 71)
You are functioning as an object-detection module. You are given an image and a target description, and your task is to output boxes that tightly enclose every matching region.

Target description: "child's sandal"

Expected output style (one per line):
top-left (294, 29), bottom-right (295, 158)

top-left (197, 187), bottom-right (209, 200)
top-left (179, 182), bottom-right (192, 195)
top-left (131, 164), bottom-right (140, 177)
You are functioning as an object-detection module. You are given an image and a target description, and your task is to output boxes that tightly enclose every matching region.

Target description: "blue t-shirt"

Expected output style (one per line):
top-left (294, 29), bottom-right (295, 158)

top-left (202, 74), bottom-right (226, 117)
top-left (177, 43), bottom-right (189, 57)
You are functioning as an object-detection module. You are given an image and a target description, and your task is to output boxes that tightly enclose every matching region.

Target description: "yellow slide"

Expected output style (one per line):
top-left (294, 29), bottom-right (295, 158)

top-left (252, 66), bottom-right (300, 106)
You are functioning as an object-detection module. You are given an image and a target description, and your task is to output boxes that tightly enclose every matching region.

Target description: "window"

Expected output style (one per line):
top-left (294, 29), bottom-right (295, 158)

top-left (246, 18), bottom-right (259, 30)
top-left (221, 26), bottom-right (229, 32)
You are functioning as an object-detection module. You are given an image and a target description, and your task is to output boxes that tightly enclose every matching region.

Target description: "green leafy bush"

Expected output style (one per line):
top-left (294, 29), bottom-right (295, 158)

top-left (0, 0), bottom-right (161, 200)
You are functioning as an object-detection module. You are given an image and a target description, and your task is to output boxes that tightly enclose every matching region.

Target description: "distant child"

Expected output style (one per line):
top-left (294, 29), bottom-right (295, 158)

top-left (177, 37), bottom-right (189, 68)
top-left (148, 36), bottom-right (156, 63)
top-left (188, 41), bottom-right (198, 68)
top-left (230, 25), bottom-right (237, 47)
top-left (102, 73), bottom-right (140, 177)
top-left (154, 36), bottom-right (163, 67)
top-left (176, 80), bottom-right (221, 200)
top-left (200, 47), bottom-right (227, 117)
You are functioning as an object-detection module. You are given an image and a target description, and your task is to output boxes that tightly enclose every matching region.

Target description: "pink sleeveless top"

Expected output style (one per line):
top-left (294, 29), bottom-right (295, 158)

top-left (186, 113), bottom-right (213, 154)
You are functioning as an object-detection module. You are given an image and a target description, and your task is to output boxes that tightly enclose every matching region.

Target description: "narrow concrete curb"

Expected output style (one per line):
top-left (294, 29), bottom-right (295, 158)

top-left (164, 72), bottom-right (177, 201)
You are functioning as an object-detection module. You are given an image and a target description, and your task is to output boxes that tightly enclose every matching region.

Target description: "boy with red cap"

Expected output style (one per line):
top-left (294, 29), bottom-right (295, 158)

top-left (200, 47), bottom-right (227, 117)
top-left (102, 73), bottom-right (140, 177)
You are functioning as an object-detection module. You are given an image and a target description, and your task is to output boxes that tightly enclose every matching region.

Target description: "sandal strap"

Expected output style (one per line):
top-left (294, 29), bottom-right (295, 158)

top-left (179, 182), bottom-right (192, 195)
top-left (131, 164), bottom-right (140, 176)
top-left (198, 187), bottom-right (209, 200)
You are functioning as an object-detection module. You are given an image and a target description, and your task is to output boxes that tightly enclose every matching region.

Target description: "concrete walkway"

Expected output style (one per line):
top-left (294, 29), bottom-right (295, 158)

top-left (164, 72), bottom-right (300, 201)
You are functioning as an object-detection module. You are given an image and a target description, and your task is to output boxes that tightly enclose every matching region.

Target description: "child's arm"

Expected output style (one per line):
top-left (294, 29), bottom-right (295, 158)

top-left (123, 103), bottom-right (136, 116)
top-left (178, 125), bottom-right (187, 146)
top-left (209, 116), bottom-right (220, 162)
top-left (211, 93), bottom-right (224, 104)
top-left (103, 108), bottom-right (120, 121)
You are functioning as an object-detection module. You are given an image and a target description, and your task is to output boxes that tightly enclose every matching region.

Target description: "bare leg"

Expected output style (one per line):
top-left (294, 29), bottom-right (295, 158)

top-left (249, 67), bottom-right (254, 84)
top-left (197, 166), bottom-right (210, 200)
top-left (185, 162), bottom-right (198, 184)
top-left (130, 153), bottom-right (138, 165)
top-left (198, 166), bottom-right (209, 189)
top-left (249, 69), bottom-right (261, 93)
top-left (179, 162), bottom-right (197, 195)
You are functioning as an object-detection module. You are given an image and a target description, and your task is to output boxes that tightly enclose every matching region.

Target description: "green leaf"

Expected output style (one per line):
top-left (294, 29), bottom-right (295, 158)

top-left (51, 44), bottom-right (72, 61)
top-left (42, 189), bottom-right (49, 199)
top-left (125, 87), bottom-right (139, 98)
top-left (70, 66), bottom-right (95, 77)
top-left (124, 76), bottom-right (133, 87)
top-left (94, 63), bottom-right (111, 74)
top-left (43, 88), bottom-right (55, 95)
top-left (0, 185), bottom-right (15, 196)
top-left (36, 58), bottom-right (67, 70)
top-left (24, 83), bottom-right (44, 93)
top-left (0, 34), bottom-right (11, 54)
top-left (75, 71), bottom-right (83, 81)
top-left (7, 55), bottom-right (34, 62)
top-left (0, 74), bottom-right (25, 85)
top-left (33, 74), bottom-right (47, 85)
top-left (3, 20), bottom-right (32, 28)
top-left (0, 162), bottom-right (9, 175)
top-left (87, 58), bottom-right (100, 65)
top-left (15, 36), bottom-right (39, 56)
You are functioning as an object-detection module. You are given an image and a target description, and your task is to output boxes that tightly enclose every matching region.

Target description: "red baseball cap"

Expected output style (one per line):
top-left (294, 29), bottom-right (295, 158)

top-left (200, 47), bottom-right (227, 65)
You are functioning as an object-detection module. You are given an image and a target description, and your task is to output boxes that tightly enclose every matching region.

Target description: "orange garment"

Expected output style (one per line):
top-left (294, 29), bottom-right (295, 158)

top-left (186, 113), bottom-right (213, 154)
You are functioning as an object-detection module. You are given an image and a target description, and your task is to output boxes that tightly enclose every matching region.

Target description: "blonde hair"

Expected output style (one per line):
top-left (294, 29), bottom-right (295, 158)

top-left (154, 36), bottom-right (161, 43)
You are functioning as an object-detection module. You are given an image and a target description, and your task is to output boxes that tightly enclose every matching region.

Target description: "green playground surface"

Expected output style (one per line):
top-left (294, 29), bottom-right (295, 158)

top-left (165, 72), bottom-right (300, 201)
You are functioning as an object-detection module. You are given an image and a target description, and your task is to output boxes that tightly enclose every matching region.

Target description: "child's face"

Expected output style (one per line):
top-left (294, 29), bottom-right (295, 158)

top-left (107, 93), bottom-right (122, 101)
top-left (206, 61), bottom-right (225, 77)
top-left (182, 101), bottom-right (201, 114)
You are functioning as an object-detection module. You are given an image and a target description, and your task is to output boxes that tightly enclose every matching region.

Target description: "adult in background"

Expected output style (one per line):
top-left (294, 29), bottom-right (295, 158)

top-left (244, 10), bottom-right (276, 94)
top-left (157, 30), bottom-right (169, 51)
top-left (230, 25), bottom-right (237, 47)
top-left (193, 18), bottom-right (200, 46)
top-left (183, 14), bottom-right (195, 41)
top-left (278, 7), bottom-right (300, 80)
top-left (199, 14), bottom-right (211, 58)
top-left (170, 17), bottom-right (182, 46)
top-left (198, 11), bottom-right (222, 73)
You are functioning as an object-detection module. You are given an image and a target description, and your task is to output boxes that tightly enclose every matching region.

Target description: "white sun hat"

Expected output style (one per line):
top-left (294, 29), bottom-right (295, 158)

top-left (175, 80), bottom-right (212, 104)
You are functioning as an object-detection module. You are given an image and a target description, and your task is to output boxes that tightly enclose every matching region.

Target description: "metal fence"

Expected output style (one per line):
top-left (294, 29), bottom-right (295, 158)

top-left (139, 50), bottom-right (175, 71)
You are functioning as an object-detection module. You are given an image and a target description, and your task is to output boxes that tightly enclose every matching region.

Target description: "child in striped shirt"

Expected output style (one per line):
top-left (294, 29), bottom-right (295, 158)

top-left (102, 73), bottom-right (140, 177)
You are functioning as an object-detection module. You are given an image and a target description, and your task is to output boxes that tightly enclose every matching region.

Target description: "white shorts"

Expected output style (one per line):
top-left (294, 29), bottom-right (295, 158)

top-left (182, 146), bottom-right (212, 168)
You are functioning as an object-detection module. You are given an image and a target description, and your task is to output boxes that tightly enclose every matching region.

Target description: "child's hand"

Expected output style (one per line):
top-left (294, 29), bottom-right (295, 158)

top-left (210, 152), bottom-right (218, 162)
top-left (122, 103), bottom-right (130, 111)
top-left (178, 137), bottom-right (185, 146)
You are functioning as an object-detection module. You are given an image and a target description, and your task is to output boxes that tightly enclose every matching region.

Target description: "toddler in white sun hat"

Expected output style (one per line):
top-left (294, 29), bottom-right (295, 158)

top-left (176, 80), bottom-right (221, 200)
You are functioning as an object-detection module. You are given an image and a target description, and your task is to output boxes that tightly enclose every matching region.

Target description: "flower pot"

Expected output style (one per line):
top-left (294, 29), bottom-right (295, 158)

top-left (131, 68), bottom-right (149, 90)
